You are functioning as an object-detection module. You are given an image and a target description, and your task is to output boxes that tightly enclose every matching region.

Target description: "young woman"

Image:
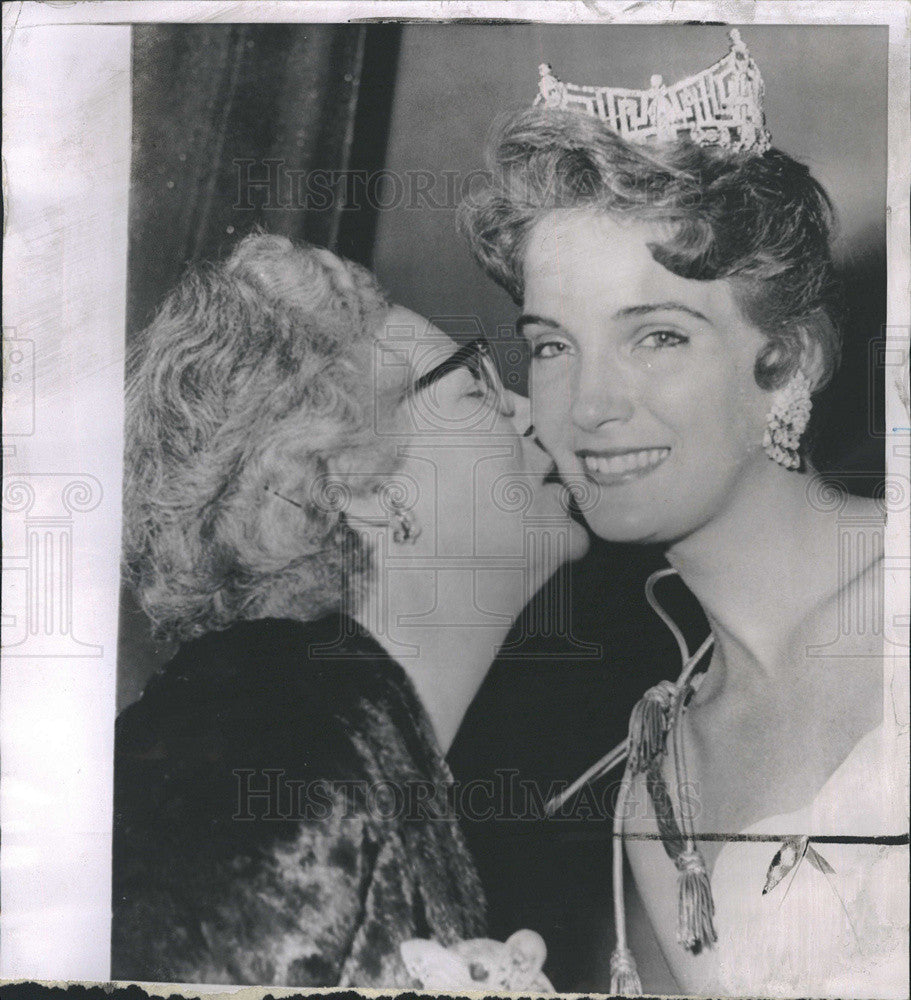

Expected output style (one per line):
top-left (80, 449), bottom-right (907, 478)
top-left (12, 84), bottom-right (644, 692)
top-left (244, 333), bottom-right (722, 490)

top-left (112, 233), bottom-right (588, 987)
top-left (461, 90), bottom-right (907, 996)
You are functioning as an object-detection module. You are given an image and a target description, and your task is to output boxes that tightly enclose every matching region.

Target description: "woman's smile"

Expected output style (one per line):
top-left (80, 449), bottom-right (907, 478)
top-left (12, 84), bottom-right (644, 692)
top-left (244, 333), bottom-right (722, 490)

top-left (577, 446), bottom-right (671, 484)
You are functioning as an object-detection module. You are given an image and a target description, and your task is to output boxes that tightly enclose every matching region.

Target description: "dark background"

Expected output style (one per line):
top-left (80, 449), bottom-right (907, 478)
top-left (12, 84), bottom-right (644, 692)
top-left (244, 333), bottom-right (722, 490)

top-left (121, 22), bottom-right (888, 991)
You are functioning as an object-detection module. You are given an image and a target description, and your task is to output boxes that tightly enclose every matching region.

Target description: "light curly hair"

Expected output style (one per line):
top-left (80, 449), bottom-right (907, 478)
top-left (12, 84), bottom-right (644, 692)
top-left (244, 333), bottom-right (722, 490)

top-left (123, 233), bottom-right (397, 642)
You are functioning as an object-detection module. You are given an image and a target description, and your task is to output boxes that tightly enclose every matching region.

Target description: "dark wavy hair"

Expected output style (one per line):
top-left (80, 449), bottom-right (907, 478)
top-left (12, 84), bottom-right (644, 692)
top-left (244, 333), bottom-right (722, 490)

top-left (123, 233), bottom-right (396, 642)
top-left (459, 108), bottom-right (842, 391)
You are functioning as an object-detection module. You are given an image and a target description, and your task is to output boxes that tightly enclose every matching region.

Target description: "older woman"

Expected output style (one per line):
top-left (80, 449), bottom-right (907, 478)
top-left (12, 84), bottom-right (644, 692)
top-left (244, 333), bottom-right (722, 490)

top-left (112, 234), bottom-right (587, 987)
top-left (461, 37), bottom-right (906, 998)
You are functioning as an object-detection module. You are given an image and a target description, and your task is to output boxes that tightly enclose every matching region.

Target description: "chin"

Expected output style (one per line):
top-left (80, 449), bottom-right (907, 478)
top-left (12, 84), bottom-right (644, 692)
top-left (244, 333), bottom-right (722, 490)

top-left (567, 518), bottom-right (591, 560)
top-left (582, 504), bottom-right (680, 546)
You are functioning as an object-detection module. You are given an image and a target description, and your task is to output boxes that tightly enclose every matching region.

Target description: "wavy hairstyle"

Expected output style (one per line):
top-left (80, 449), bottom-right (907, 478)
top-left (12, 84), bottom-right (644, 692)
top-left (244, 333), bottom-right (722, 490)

top-left (459, 108), bottom-right (842, 392)
top-left (123, 233), bottom-right (396, 642)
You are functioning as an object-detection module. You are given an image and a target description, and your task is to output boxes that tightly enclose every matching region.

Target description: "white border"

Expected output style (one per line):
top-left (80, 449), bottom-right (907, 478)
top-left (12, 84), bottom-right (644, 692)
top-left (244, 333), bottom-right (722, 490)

top-left (2, 0), bottom-right (908, 990)
top-left (2, 18), bottom-right (130, 981)
top-left (0, 0), bottom-right (908, 27)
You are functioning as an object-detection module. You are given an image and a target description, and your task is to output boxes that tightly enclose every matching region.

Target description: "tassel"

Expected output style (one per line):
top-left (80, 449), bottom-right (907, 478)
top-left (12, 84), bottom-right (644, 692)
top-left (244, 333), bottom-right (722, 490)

top-left (609, 944), bottom-right (642, 996)
top-left (676, 846), bottom-right (717, 952)
top-left (626, 680), bottom-right (677, 774)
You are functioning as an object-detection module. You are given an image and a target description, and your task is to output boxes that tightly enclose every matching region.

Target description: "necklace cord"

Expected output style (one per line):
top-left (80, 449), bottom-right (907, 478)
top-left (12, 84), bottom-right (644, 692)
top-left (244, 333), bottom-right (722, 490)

top-left (672, 632), bottom-right (714, 845)
top-left (645, 566), bottom-right (690, 666)
top-left (609, 572), bottom-right (716, 988)
top-left (546, 568), bottom-right (718, 990)
top-left (546, 570), bottom-right (713, 815)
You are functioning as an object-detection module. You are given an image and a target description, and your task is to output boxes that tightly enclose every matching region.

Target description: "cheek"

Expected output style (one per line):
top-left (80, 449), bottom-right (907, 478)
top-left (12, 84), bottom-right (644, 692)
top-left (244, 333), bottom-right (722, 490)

top-left (725, 367), bottom-right (771, 445)
top-left (658, 364), bottom-right (767, 453)
top-left (430, 445), bottom-right (510, 528)
top-left (530, 367), bottom-right (573, 445)
top-left (420, 446), bottom-right (528, 557)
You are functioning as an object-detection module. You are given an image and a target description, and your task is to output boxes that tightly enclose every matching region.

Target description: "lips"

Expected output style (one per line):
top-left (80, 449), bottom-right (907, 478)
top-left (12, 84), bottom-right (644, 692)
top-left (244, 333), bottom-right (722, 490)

top-left (577, 447), bottom-right (670, 482)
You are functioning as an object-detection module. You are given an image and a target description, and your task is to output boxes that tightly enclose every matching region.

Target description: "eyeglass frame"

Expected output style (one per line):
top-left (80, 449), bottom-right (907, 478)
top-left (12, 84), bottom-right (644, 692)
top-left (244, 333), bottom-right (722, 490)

top-left (409, 337), bottom-right (512, 416)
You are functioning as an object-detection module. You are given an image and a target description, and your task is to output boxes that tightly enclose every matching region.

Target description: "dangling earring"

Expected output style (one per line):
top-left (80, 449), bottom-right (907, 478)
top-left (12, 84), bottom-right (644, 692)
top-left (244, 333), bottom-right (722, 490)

top-left (339, 505), bottom-right (422, 545)
top-left (390, 505), bottom-right (421, 545)
top-left (763, 370), bottom-right (812, 470)
top-left (266, 482), bottom-right (421, 546)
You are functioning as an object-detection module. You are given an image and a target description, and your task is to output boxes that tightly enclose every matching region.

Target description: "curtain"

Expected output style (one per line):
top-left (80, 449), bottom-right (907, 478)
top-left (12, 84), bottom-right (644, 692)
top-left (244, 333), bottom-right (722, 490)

top-left (128, 23), bottom-right (401, 335)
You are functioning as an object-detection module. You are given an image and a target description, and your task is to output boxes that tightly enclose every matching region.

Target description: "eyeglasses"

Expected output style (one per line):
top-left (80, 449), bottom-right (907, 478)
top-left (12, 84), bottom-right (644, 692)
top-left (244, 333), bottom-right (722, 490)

top-left (411, 338), bottom-right (512, 414)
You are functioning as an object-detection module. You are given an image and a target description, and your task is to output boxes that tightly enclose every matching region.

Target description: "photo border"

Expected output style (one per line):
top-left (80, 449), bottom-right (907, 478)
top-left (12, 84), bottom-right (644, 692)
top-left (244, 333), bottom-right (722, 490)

top-left (2, 1), bottom-right (908, 993)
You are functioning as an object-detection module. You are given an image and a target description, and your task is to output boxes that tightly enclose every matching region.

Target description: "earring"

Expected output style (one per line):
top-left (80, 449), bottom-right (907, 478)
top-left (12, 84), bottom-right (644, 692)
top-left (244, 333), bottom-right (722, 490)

top-left (338, 507), bottom-right (422, 545)
top-left (391, 506), bottom-right (421, 545)
top-left (763, 370), bottom-right (812, 470)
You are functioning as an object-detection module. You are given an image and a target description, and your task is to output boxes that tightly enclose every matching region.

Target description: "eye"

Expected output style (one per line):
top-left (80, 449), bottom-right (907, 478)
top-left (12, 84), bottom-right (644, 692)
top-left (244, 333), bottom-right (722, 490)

top-left (637, 329), bottom-right (689, 350)
top-left (531, 339), bottom-right (571, 360)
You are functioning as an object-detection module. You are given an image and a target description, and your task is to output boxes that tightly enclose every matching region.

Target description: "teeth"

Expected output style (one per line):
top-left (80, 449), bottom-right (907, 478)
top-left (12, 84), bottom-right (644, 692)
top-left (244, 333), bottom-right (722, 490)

top-left (582, 448), bottom-right (669, 476)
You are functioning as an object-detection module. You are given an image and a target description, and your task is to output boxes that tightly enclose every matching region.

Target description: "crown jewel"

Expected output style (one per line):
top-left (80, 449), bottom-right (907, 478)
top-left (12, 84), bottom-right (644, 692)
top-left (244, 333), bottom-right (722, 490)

top-left (534, 29), bottom-right (771, 153)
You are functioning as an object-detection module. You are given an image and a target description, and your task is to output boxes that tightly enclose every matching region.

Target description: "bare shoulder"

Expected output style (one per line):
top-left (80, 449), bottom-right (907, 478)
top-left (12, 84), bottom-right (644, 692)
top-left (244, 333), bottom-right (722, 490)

top-left (779, 497), bottom-right (886, 740)
top-left (799, 494), bottom-right (886, 656)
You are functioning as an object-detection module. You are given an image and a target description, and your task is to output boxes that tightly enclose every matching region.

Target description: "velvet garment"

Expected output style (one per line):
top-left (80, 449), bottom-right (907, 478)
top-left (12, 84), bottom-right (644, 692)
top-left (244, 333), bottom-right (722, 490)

top-left (112, 616), bottom-right (486, 987)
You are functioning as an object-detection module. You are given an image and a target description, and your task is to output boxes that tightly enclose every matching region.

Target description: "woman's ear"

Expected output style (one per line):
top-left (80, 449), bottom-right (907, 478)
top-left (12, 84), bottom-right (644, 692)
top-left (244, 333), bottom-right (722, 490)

top-left (795, 312), bottom-right (837, 392)
top-left (327, 448), bottom-right (424, 547)
top-left (323, 454), bottom-right (383, 526)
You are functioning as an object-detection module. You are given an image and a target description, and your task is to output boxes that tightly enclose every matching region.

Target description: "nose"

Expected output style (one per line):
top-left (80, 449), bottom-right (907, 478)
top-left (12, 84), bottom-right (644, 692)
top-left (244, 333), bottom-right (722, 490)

top-left (570, 361), bottom-right (634, 434)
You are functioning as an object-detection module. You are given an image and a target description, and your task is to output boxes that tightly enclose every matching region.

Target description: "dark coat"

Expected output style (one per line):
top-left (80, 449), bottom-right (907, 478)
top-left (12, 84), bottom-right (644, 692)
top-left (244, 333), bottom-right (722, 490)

top-left (112, 615), bottom-right (486, 987)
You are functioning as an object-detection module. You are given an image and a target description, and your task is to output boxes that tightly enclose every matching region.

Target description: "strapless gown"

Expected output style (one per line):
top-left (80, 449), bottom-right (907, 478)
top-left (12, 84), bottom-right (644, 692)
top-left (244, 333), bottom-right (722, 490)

top-left (671, 724), bottom-right (908, 998)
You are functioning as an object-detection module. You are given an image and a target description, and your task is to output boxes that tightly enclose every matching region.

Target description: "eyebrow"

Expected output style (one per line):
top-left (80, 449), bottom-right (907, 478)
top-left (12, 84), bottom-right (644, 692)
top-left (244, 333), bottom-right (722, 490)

top-left (516, 302), bottom-right (710, 335)
top-left (515, 314), bottom-right (560, 337)
top-left (614, 302), bottom-right (710, 323)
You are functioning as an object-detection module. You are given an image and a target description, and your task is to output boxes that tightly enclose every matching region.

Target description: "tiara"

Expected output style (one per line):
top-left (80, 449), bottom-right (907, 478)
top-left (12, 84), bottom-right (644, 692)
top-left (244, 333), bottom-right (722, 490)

top-left (533, 29), bottom-right (771, 153)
